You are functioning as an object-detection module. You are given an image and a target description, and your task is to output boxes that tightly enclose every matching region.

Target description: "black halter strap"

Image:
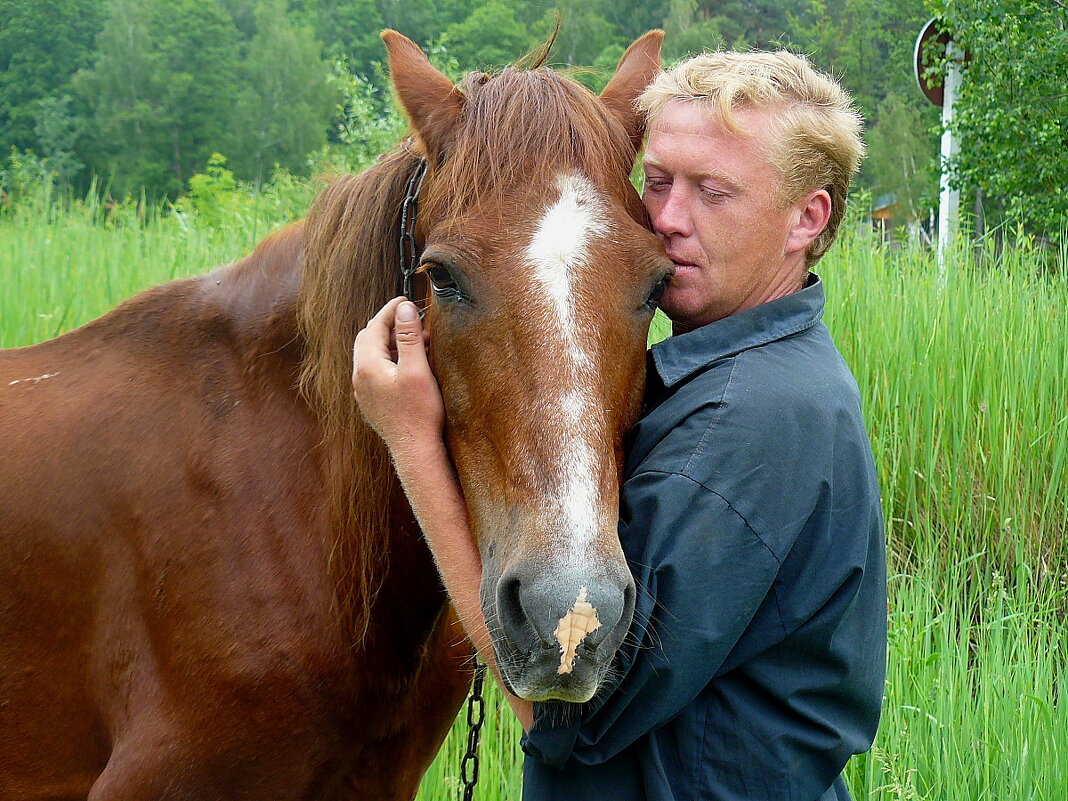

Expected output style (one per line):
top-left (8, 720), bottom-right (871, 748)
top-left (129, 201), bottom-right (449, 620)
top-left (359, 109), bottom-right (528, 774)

top-left (398, 158), bottom-right (428, 301)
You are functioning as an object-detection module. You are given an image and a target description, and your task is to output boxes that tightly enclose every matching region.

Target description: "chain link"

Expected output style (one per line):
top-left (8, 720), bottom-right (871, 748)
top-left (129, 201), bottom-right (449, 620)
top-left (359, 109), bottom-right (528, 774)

top-left (398, 158), bottom-right (428, 301)
top-left (460, 659), bottom-right (487, 801)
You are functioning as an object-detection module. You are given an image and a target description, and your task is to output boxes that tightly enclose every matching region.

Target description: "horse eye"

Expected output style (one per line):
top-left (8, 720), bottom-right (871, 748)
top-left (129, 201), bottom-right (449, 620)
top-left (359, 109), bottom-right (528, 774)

top-left (646, 275), bottom-right (669, 309)
top-left (425, 264), bottom-right (458, 291)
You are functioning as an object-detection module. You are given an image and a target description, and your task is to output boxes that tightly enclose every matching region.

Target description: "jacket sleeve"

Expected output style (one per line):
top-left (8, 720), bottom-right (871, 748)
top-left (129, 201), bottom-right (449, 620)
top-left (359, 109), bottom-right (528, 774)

top-left (521, 468), bottom-right (786, 768)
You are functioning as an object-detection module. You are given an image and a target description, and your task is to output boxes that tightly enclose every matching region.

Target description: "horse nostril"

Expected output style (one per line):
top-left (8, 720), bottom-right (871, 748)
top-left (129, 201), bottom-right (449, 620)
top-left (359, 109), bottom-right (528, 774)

top-left (495, 566), bottom-right (636, 656)
top-left (586, 575), bottom-right (635, 648)
top-left (496, 573), bottom-right (544, 648)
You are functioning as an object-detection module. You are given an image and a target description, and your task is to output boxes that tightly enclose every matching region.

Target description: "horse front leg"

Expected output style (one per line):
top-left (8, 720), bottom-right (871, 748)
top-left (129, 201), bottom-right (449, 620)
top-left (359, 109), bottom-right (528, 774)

top-left (339, 605), bottom-right (475, 801)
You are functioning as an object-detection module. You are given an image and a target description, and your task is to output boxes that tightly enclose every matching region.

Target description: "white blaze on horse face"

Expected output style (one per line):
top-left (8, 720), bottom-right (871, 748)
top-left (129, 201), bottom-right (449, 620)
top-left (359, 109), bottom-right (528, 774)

top-left (527, 173), bottom-right (607, 354)
top-left (525, 172), bottom-right (611, 562)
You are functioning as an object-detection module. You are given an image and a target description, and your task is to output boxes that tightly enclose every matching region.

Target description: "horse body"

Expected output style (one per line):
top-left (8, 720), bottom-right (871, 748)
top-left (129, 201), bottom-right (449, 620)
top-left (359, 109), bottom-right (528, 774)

top-left (1, 223), bottom-right (469, 800)
top-left (0, 30), bottom-right (666, 799)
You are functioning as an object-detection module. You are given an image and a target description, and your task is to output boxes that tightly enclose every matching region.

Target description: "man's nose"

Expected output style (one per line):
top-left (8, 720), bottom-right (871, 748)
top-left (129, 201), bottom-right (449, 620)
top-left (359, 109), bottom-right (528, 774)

top-left (648, 186), bottom-right (692, 238)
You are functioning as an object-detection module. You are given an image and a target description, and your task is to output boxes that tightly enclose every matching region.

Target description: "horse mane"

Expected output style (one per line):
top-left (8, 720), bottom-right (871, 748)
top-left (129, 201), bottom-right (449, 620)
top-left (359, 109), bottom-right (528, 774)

top-left (297, 60), bottom-right (637, 642)
top-left (298, 146), bottom-right (420, 641)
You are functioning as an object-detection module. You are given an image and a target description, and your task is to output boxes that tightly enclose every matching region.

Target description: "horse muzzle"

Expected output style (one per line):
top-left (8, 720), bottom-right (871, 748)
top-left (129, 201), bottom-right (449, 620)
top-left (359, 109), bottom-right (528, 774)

top-left (486, 561), bottom-right (635, 703)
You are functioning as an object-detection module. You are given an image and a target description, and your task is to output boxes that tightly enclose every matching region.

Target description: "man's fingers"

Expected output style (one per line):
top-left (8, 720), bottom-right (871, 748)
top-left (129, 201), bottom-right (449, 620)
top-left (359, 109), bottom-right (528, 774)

top-left (354, 297), bottom-right (404, 361)
top-left (365, 297), bottom-right (406, 344)
top-left (352, 298), bottom-right (444, 438)
top-left (353, 297), bottom-right (409, 393)
top-left (352, 297), bottom-right (432, 397)
top-left (393, 301), bottom-right (430, 371)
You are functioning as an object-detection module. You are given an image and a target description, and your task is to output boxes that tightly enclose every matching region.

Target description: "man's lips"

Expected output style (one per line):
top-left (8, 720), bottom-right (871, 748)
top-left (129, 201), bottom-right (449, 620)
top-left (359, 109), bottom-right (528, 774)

top-left (669, 258), bottom-right (699, 273)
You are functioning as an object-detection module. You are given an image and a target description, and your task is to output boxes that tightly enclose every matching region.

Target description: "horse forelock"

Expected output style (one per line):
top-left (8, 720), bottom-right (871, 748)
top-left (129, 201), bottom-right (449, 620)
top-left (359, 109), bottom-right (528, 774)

top-left (429, 67), bottom-right (638, 215)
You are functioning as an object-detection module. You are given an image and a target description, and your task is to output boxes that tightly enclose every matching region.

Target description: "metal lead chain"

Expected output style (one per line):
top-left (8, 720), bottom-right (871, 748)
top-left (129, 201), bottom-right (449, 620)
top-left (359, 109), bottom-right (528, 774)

top-left (460, 659), bottom-right (487, 801)
top-left (398, 158), bottom-right (428, 301)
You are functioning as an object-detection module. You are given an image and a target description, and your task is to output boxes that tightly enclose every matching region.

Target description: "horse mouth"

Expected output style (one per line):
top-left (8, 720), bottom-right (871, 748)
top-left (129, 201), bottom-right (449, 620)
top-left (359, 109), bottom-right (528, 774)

top-left (494, 639), bottom-right (610, 703)
top-left (476, 529), bottom-right (635, 703)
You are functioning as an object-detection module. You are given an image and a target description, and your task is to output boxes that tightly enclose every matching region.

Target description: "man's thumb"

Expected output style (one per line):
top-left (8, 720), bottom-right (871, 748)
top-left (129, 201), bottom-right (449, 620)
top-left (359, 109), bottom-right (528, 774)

top-left (394, 301), bottom-right (425, 356)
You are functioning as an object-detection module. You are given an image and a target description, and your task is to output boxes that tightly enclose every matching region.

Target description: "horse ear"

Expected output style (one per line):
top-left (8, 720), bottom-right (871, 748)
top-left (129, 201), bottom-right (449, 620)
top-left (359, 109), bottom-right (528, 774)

top-left (382, 30), bottom-right (464, 159)
top-left (600, 30), bottom-right (664, 153)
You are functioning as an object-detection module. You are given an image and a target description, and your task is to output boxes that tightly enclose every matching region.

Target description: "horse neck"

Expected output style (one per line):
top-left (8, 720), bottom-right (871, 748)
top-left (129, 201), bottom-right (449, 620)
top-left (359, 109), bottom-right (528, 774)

top-left (206, 222), bottom-right (307, 371)
top-left (211, 215), bottom-right (430, 647)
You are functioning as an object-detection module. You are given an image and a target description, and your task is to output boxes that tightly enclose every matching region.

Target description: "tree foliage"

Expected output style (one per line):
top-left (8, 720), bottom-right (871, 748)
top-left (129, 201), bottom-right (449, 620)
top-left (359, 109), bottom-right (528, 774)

top-left (308, 0), bottom-right (386, 77)
top-left (932, 0), bottom-right (1068, 237)
top-left (231, 0), bottom-right (336, 185)
top-left (76, 0), bottom-right (243, 197)
top-left (0, 0), bottom-right (1062, 236)
top-left (865, 93), bottom-right (936, 222)
top-left (442, 0), bottom-right (534, 69)
top-left (32, 95), bottom-right (85, 185)
top-left (788, 0), bottom-right (938, 224)
top-left (0, 0), bottom-right (103, 154)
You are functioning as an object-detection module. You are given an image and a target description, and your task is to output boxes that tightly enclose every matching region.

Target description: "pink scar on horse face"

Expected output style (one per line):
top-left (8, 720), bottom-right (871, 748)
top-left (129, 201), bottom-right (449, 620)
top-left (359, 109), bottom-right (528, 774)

top-left (554, 586), bottom-right (602, 675)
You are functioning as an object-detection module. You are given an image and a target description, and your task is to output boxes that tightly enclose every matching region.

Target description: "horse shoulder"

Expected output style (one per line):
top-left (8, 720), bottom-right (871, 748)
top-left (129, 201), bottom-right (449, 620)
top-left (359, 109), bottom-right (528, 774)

top-left (0, 267), bottom-right (358, 752)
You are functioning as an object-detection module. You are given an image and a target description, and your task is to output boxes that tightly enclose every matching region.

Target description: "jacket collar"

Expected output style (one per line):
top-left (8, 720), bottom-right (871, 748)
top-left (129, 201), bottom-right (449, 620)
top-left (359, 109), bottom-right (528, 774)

top-left (650, 273), bottom-right (825, 388)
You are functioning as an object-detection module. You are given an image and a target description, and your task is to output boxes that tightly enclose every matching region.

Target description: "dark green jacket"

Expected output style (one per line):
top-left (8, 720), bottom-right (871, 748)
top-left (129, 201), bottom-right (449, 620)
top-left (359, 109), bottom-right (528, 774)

top-left (522, 275), bottom-right (886, 801)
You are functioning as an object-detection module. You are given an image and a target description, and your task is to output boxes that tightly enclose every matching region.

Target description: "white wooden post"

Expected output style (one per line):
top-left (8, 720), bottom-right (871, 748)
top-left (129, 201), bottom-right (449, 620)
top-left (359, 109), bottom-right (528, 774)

top-left (938, 40), bottom-right (962, 273)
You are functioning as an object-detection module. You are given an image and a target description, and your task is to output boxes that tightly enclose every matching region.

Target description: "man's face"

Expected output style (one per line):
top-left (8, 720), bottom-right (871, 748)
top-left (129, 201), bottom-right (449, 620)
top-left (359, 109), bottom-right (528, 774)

top-left (642, 100), bottom-right (820, 332)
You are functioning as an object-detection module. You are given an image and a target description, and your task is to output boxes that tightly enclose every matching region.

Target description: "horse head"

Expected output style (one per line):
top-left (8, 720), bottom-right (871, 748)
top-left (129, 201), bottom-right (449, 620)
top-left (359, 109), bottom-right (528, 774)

top-left (384, 31), bottom-right (668, 703)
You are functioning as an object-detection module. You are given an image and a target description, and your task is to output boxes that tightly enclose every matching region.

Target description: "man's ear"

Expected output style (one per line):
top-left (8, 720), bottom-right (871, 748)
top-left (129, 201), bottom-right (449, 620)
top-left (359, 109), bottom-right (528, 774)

top-left (600, 31), bottom-right (664, 154)
top-left (786, 189), bottom-right (832, 256)
top-left (382, 30), bottom-right (465, 160)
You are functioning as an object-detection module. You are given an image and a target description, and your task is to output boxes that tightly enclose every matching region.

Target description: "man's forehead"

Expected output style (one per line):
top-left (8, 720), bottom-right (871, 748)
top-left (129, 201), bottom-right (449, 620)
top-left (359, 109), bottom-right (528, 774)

top-left (647, 101), bottom-right (778, 168)
top-left (648, 99), bottom-right (779, 139)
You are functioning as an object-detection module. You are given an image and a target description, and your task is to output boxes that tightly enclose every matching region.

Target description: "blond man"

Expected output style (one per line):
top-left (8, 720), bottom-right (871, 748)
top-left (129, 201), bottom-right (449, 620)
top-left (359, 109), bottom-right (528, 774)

top-left (355, 50), bottom-right (885, 801)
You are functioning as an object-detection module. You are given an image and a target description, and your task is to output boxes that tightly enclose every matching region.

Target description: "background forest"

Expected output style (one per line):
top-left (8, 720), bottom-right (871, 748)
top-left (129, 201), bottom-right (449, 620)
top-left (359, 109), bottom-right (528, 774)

top-left (2, 0), bottom-right (1066, 239)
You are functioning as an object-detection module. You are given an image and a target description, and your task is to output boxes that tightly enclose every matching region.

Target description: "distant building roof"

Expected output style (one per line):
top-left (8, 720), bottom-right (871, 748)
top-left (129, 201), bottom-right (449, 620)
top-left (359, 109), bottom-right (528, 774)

top-left (873, 192), bottom-right (898, 213)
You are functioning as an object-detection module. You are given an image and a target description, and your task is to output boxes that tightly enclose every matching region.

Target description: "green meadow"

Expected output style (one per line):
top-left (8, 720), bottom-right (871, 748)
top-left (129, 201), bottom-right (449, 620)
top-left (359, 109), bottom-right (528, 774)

top-left (2, 193), bottom-right (1066, 801)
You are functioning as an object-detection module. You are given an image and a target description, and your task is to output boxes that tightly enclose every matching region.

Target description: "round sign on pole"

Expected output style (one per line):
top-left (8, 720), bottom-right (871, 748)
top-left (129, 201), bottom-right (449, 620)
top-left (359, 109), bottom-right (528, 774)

top-left (915, 18), bottom-right (952, 107)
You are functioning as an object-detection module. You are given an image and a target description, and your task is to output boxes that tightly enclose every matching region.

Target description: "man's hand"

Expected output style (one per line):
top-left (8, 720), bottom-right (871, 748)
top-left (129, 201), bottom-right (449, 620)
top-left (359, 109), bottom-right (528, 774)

top-left (352, 298), bottom-right (443, 452)
top-left (351, 298), bottom-right (534, 731)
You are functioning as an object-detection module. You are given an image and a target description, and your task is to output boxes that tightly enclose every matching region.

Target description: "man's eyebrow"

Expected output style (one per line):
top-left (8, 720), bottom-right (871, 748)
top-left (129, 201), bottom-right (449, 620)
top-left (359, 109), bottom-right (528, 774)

top-left (642, 154), bottom-right (666, 172)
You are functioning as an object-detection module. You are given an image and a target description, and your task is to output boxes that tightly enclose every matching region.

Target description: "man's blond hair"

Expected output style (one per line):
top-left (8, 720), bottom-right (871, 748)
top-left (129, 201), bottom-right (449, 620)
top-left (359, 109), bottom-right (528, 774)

top-left (638, 50), bottom-right (865, 266)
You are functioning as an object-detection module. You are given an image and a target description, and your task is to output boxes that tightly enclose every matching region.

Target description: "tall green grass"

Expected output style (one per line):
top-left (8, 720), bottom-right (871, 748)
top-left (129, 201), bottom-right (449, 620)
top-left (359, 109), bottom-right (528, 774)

top-left (2, 201), bottom-right (1066, 800)
top-left (1, 201), bottom-right (257, 348)
top-left (831, 233), bottom-right (1068, 574)
top-left (828, 231), bottom-right (1068, 800)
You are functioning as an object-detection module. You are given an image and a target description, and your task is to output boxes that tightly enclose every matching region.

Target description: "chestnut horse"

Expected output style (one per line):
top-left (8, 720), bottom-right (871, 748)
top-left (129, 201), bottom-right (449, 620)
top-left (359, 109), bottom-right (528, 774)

top-left (0, 30), bottom-right (668, 800)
